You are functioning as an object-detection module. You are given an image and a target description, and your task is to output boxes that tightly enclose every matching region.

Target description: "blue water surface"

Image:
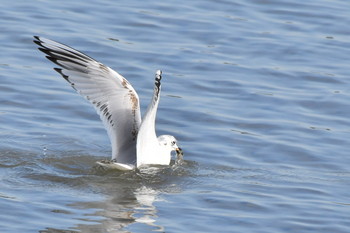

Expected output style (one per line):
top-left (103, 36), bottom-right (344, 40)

top-left (1, 0), bottom-right (350, 232)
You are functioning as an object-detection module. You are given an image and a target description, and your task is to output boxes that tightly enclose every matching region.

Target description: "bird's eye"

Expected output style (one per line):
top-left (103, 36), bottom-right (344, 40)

top-left (171, 141), bottom-right (176, 146)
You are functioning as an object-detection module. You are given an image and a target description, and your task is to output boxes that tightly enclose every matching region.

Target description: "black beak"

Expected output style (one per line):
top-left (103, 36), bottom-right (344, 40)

top-left (176, 147), bottom-right (183, 156)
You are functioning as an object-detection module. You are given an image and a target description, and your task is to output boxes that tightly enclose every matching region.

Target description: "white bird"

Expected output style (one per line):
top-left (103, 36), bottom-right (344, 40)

top-left (34, 36), bottom-right (183, 170)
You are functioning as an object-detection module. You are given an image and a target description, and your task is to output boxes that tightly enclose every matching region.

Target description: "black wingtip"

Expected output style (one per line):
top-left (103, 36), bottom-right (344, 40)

top-left (33, 36), bottom-right (42, 46)
top-left (154, 70), bottom-right (162, 96)
top-left (155, 70), bottom-right (162, 80)
top-left (53, 68), bottom-right (69, 82)
top-left (155, 69), bottom-right (162, 86)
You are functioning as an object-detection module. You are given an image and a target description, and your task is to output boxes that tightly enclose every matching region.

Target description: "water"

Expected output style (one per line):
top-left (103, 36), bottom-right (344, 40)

top-left (1, 0), bottom-right (350, 232)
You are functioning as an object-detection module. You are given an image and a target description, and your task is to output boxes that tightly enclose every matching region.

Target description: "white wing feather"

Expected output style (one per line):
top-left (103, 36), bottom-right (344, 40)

top-left (137, 70), bottom-right (170, 167)
top-left (34, 36), bottom-right (141, 164)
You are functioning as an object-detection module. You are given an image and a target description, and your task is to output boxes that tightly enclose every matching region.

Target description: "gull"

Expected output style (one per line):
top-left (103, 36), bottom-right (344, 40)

top-left (33, 36), bottom-right (183, 170)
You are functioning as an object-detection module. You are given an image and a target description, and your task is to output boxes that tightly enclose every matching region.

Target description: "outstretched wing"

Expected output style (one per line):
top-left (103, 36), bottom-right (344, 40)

top-left (136, 70), bottom-right (163, 167)
top-left (34, 36), bottom-right (141, 164)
